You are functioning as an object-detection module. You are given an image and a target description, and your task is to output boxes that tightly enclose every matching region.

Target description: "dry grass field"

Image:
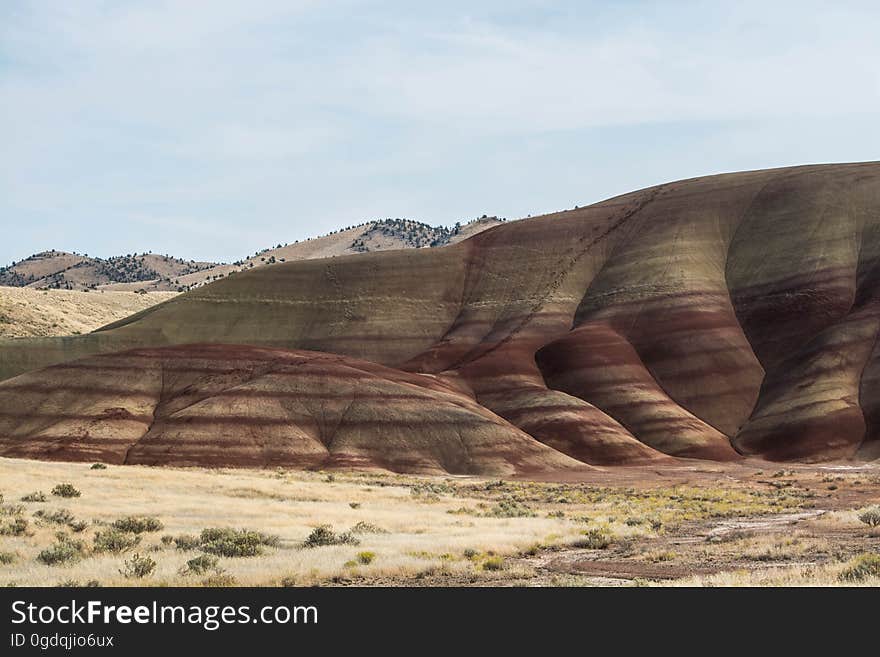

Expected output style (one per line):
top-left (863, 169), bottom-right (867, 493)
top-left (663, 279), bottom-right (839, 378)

top-left (1, 457), bottom-right (877, 587)
top-left (0, 287), bottom-right (176, 338)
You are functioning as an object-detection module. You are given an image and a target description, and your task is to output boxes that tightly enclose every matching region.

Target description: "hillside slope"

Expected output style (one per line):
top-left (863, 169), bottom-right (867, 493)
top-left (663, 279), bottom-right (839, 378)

top-left (0, 286), bottom-right (177, 338)
top-left (2, 163), bottom-right (879, 470)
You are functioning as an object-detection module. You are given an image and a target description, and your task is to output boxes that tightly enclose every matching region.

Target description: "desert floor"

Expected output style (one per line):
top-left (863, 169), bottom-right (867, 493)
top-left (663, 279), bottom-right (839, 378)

top-left (0, 456), bottom-right (878, 587)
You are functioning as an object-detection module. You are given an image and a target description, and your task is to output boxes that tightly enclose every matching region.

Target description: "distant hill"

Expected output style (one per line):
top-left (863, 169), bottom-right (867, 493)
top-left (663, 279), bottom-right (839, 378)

top-left (0, 286), bottom-right (177, 338)
top-left (0, 217), bottom-right (505, 293)
top-left (0, 251), bottom-right (217, 292)
top-left (153, 216), bottom-right (505, 293)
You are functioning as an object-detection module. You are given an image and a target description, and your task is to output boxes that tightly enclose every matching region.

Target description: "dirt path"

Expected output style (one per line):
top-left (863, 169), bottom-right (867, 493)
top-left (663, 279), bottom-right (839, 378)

top-left (516, 506), bottom-right (874, 584)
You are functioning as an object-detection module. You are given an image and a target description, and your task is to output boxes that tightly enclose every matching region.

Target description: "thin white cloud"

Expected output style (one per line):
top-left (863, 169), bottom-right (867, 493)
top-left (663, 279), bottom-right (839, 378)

top-left (335, 4), bottom-right (880, 132)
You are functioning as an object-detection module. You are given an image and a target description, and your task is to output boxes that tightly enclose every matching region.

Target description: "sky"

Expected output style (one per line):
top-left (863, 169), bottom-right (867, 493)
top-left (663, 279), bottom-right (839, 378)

top-left (2, 1), bottom-right (880, 267)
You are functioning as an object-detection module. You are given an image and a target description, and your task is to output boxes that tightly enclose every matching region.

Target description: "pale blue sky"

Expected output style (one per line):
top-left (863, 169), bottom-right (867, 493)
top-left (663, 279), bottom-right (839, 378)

top-left (2, 1), bottom-right (879, 266)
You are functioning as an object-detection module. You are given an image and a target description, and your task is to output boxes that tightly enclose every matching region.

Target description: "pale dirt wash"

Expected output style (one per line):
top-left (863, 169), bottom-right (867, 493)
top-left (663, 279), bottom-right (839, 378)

top-left (704, 510), bottom-right (826, 539)
top-left (517, 507), bottom-right (878, 586)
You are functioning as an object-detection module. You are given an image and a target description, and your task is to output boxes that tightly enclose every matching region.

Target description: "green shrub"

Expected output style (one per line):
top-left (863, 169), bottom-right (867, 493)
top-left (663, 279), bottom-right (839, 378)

top-left (356, 551), bottom-right (375, 565)
top-left (838, 553), bottom-right (880, 582)
top-left (200, 527), bottom-right (278, 545)
top-left (0, 518), bottom-right (27, 536)
top-left (33, 509), bottom-right (87, 532)
top-left (58, 579), bottom-right (100, 587)
top-left (51, 483), bottom-right (81, 498)
top-left (280, 576), bottom-right (297, 587)
top-left (90, 463), bottom-right (107, 470)
top-left (173, 534), bottom-right (201, 551)
top-left (302, 525), bottom-right (359, 548)
top-left (183, 554), bottom-right (219, 575)
top-left (482, 499), bottom-right (536, 518)
top-left (160, 535), bottom-right (174, 546)
top-left (482, 556), bottom-right (504, 571)
top-left (462, 548), bottom-right (478, 559)
top-left (120, 553), bottom-right (156, 579)
top-left (200, 528), bottom-right (279, 558)
top-left (0, 552), bottom-right (16, 565)
top-left (0, 502), bottom-right (23, 516)
top-left (33, 509), bottom-right (74, 526)
top-left (858, 506), bottom-right (880, 528)
top-left (571, 529), bottom-right (612, 549)
top-left (349, 521), bottom-right (387, 534)
top-left (21, 491), bottom-right (47, 503)
top-left (202, 539), bottom-right (261, 558)
top-left (68, 520), bottom-right (89, 533)
top-left (111, 516), bottom-right (164, 534)
top-left (202, 574), bottom-right (236, 587)
top-left (410, 482), bottom-right (456, 498)
top-left (349, 502), bottom-right (361, 509)
top-left (37, 536), bottom-right (85, 565)
top-left (93, 528), bottom-right (141, 554)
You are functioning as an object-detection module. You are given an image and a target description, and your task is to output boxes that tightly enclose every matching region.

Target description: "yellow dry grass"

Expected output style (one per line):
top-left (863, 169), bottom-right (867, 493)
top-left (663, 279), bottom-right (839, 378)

top-left (667, 559), bottom-right (880, 587)
top-left (0, 458), bottom-right (585, 587)
top-left (0, 286), bottom-right (176, 338)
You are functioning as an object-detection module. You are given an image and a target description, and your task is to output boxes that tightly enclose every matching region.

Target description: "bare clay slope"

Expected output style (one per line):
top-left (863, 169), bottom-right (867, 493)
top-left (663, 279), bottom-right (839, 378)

top-left (0, 344), bottom-right (580, 475)
top-left (2, 162), bottom-right (880, 469)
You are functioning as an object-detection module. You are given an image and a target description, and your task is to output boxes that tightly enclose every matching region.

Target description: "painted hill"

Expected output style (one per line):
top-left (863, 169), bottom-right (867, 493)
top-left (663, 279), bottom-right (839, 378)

top-left (0, 344), bottom-right (579, 474)
top-left (2, 163), bottom-right (879, 471)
